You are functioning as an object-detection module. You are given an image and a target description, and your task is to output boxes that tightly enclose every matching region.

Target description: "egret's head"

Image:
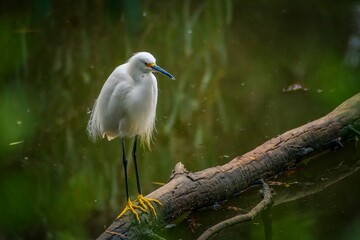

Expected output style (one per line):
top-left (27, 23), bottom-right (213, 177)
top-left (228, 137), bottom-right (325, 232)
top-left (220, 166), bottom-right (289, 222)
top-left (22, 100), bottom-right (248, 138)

top-left (130, 52), bottom-right (175, 80)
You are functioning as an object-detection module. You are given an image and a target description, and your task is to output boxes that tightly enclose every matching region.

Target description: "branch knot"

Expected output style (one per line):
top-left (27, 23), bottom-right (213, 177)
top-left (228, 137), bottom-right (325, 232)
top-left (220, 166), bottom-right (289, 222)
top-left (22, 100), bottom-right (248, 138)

top-left (170, 162), bottom-right (189, 180)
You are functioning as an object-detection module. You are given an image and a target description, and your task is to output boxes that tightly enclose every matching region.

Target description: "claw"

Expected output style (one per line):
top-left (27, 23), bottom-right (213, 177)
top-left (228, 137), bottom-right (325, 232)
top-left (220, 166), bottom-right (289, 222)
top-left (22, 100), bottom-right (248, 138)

top-left (133, 194), bottom-right (162, 217)
top-left (116, 198), bottom-right (147, 222)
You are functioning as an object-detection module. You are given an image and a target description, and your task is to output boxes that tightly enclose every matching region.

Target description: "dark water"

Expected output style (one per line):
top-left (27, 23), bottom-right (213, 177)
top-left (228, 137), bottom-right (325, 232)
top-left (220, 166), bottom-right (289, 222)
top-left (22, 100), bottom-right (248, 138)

top-left (1, 1), bottom-right (360, 239)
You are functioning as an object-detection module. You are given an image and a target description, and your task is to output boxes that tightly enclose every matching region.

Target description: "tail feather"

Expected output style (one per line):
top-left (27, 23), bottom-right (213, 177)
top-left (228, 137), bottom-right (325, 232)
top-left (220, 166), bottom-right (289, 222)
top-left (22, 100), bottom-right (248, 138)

top-left (87, 99), bottom-right (101, 142)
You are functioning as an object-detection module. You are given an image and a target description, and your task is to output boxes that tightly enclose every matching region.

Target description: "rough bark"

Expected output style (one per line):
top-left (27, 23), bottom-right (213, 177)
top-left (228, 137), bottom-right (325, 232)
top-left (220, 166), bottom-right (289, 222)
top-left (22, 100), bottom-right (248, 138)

top-left (97, 93), bottom-right (360, 240)
top-left (193, 147), bottom-right (360, 239)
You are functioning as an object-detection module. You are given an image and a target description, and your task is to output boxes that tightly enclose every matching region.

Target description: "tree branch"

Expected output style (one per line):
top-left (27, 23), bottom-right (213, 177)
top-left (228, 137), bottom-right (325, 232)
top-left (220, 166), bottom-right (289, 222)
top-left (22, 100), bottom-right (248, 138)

top-left (197, 179), bottom-right (273, 240)
top-left (97, 93), bottom-right (360, 240)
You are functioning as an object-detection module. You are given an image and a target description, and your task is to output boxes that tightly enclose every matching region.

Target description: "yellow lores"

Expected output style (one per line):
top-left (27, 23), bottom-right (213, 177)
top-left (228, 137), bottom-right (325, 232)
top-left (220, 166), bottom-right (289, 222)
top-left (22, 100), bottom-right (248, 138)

top-left (87, 52), bottom-right (175, 221)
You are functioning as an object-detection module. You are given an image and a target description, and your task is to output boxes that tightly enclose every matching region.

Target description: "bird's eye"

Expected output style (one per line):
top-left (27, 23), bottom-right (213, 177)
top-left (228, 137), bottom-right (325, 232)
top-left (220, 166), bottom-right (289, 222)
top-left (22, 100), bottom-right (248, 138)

top-left (145, 62), bottom-right (154, 67)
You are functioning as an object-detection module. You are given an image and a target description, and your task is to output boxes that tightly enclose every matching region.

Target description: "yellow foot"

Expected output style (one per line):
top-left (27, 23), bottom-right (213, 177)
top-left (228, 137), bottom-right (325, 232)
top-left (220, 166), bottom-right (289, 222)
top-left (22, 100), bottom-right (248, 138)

top-left (133, 194), bottom-right (162, 218)
top-left (116, 198), bottom-right (147, 222)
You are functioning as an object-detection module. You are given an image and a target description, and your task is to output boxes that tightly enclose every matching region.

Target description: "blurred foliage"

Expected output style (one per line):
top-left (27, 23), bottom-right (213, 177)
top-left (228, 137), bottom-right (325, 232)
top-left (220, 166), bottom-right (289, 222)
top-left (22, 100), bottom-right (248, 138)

top-left (0, 0), bottom-right (360, 239)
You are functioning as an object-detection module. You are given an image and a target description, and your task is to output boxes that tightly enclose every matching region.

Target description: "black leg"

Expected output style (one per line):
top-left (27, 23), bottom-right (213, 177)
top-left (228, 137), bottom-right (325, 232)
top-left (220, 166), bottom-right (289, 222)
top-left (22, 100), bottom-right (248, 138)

top-left (116, 138), bottom-right (149, 221)
top-left (133, 135), bottom-right (142, 195)
top-left (130, 135), bottom-right (162, 217)
top-left (121, 138), bottom-right (130, 200)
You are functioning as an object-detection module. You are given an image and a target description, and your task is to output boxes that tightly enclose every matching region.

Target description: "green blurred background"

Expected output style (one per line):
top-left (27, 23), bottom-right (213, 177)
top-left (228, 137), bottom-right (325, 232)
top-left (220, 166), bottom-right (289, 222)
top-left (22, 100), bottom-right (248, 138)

top-left (1, 0), bottom-right (360, 239)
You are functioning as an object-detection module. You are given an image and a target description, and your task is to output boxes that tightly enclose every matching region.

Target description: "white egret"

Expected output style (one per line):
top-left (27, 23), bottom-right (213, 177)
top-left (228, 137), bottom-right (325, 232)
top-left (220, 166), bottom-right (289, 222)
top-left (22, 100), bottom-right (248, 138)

top-left (87, 52), bottom-right (175, 221)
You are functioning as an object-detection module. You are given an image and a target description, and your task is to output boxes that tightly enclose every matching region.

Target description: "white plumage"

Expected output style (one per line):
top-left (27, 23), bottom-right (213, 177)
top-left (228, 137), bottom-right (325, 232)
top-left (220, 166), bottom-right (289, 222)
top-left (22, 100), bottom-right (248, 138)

top-left (87, 52), bottom-right (174, 221)
top-left (87, 52), bottom-right (174, 148)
